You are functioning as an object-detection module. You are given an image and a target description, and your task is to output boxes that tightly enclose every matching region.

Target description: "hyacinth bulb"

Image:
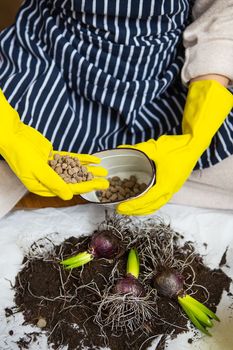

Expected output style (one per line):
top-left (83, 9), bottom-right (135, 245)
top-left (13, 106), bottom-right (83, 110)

top-left (114, 274), bottom-right (146, 298)
top-left (61, 230), bottom-right (121, 269)
top-left (90, 230), bottom-right (121, 259)
top-left (153, 269), bottom-right (184, 298)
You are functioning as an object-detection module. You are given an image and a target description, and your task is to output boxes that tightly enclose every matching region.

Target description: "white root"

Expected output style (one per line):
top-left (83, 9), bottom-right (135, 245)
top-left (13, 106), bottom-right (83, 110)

top-left (94, 284), bottom-right (157, 337)
top-left (14, 212), bottom-right (211, 347)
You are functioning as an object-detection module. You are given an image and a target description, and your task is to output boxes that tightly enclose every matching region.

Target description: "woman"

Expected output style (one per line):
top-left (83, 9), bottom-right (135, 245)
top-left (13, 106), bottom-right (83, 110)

top-left (1, 0), bottom-right (233, 215)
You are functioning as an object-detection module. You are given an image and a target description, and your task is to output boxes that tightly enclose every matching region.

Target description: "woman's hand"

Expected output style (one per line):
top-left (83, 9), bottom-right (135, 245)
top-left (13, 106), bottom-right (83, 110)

top-left (0, 90), bottom-right (109, 199)
top-left (117, 80), bottom-right (233, 216)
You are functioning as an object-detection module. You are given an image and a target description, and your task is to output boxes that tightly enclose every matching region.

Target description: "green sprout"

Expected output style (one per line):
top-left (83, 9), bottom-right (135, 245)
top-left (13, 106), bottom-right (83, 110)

top-left (153, 268), bottom-right (220, 336)
top-left (60, 251), bottom-right (93, 269)
top-left (113, 248), bottom-right (145, 297)
top-left (60, 230), bottom-right (122, 269)
top-left (126, 248), bottom-right (140, 279)
top-left (178, 294), bottom-right (220, 336)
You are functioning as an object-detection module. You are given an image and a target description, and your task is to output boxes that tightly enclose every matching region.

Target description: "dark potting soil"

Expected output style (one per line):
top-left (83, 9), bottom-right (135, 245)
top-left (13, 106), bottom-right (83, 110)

top-left (6, 225), bottom-right (232, 350)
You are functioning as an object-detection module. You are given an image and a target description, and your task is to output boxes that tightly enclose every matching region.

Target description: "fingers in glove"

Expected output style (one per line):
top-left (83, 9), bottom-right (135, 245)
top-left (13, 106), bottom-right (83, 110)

top-left (26, 171), bottom-right (109, 197)
top-left (121, 194), bottom-right (171, 216)
top-left (116, 186), bottom-right (170, 216)
top-left (116, 185), bottom-right (157, 213)
top-left (69, 178), bottom-right (109, 195)
top-left (52, 151), bottom-right (101, 164)
top-left (22, 177), bottom-right (58, 197)
top-left (86, 165), bottom-right (108, 177)
top-left (35, 165), bottom-right (73, 200)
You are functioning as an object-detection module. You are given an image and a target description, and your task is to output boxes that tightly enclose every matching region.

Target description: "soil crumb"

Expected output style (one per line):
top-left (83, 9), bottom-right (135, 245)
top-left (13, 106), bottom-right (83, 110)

top-left (219, 247), bottom-right (229, 267)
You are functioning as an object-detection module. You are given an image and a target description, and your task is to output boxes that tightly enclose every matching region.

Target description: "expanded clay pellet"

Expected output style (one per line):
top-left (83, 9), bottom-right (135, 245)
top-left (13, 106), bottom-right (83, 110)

top-left (49, 154), bottom-right (94, 184)
top-left (96, 175), bottom-right (147, 203)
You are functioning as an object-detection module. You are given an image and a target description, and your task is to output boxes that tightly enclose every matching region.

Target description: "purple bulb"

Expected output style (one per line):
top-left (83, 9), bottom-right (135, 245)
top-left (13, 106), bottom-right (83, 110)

top-left (153, 269), bottom-right (184, 298)
top-left (114, 275), bottom-right (146, 297)
top-left (90, 230), bottom-right (120, 259)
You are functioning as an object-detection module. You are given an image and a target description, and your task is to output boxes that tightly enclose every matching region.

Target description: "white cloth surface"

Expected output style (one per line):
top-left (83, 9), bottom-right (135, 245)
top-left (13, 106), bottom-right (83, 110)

top-left (172, 153), bottom-right (233, 209)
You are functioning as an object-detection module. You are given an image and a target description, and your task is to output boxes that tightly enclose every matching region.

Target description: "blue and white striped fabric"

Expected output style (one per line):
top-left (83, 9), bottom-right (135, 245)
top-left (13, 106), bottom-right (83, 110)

top-left (1, 0), bottom-right (233, 169)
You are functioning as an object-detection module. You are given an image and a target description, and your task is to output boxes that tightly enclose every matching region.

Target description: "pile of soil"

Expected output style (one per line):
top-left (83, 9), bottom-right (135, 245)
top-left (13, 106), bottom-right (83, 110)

top-left (5, 217), bottom-right (232, 350)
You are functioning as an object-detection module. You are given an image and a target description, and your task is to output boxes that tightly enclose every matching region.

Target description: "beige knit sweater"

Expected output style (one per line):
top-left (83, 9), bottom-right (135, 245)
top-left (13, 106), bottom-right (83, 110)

top-left (182, 0), bottom-right (233, 83)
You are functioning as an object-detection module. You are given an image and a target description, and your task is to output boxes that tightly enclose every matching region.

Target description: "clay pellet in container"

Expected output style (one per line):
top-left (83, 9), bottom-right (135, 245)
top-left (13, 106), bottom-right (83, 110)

top-left (48, 154), bottom-right (94, 184)
top-left (96, 175), bottom-right (147, 203)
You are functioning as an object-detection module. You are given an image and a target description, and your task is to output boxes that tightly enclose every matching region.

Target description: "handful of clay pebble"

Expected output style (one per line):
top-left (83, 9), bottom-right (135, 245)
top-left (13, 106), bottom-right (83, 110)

top-left (96, 176), bottom-right (147, 203)
top-left (49, 154), bottom-right (147, 203)
top-left (49, 154), bottom-right (94, 184)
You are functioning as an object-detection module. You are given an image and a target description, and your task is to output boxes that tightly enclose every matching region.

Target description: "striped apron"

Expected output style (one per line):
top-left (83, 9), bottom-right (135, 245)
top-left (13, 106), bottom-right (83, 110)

top-left (1, 0), bottom-right (233, 170)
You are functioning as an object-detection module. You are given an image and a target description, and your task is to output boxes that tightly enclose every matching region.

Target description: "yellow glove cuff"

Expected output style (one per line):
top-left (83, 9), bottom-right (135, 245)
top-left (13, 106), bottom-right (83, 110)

top-left (182, 80), bottom-right (233, 149)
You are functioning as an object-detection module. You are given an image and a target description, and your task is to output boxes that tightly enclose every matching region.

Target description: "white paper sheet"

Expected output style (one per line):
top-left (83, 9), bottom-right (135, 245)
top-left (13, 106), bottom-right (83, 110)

top-left (0, 204), bottom-right (232, 350)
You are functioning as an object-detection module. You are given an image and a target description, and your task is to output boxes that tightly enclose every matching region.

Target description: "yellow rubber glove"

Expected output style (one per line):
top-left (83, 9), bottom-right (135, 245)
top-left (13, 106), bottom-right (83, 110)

top-left (0, 90), bottom-right (109, 200)
top-left (117, 80), bottom-right (233, 215)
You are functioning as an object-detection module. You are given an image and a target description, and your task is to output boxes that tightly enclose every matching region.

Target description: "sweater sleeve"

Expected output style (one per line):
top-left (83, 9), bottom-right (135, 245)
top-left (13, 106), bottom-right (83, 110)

top-left (181, 0), bottom-right (233, 84)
